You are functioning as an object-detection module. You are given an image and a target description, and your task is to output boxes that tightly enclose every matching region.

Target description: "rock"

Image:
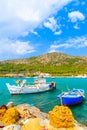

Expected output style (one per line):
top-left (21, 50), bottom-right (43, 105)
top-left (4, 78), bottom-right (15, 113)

top-left (2, 103), bottom-right (87, 130)
top-left (15, 104), bottom-right (48, 120)
top-left (22, 118), bottom-right (44, 130)
top-left (3, 124), bottom-right (21, 130)
top-left (16, 104), bottom-right (37, 119)
top-left (6, 102), bottom-right (14, 108)
top-left (44, 120), bottom-right (87, 130)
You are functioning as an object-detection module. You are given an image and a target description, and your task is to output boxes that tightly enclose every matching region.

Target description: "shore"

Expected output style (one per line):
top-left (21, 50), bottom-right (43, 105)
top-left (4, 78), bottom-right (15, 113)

top-left (0, 102), bottom-right (87, 130)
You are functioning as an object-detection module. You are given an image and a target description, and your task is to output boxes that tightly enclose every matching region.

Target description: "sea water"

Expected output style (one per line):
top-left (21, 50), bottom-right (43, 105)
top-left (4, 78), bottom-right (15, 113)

top-left (0, 77), bottom-right (87, 125)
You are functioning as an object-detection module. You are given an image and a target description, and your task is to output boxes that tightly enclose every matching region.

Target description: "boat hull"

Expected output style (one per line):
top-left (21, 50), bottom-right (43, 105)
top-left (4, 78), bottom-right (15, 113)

top-left (58, 95), bottom-right (84, 105)
top-left (6, 83), bottom-right (56, 95)
top-left (57, 89), bottom-right (85, 106)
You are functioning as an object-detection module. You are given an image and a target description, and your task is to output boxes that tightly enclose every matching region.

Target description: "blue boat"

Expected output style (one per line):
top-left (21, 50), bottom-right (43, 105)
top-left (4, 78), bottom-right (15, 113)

top-left (57, 89), bottom-right (85, 106)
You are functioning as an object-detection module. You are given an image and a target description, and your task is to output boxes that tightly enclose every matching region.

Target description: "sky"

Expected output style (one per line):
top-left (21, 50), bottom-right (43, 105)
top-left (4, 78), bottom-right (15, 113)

top-left (0, 0), bottom-right (87, 61)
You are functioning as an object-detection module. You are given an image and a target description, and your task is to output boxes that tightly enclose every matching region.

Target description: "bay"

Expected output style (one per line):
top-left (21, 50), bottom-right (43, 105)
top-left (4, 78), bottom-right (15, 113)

top-left (0, 77), bottom-right (87, 125)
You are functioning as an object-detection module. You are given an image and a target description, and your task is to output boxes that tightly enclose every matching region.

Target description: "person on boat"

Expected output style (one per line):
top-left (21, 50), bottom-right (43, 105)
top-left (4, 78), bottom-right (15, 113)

top-left (34, 77), bottom-right (46, 84)
top-left (16, 80), bottom-right (20, 85)
top-left (34, 80), bottom-right (39, 84)
top-left (34, 80), bottom-right (40, 89)
top-left (40, 77), bottom-right (46, 84)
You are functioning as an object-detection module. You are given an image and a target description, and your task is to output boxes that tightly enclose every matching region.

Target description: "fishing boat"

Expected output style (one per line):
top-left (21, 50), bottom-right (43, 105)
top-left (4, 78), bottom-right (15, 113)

top-left (57, 89), bottom-right (85, 106)
top-left (6, 78), bottom-right (56, 95)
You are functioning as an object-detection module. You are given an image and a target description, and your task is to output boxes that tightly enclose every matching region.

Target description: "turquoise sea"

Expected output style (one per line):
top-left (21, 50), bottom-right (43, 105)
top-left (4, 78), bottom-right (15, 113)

top-left (0, 77), bottom-right (87, 125)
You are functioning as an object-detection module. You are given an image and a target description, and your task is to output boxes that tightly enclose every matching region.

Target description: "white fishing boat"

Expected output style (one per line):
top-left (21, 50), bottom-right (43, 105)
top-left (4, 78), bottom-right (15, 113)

top-left (6, 78), bottom-right (56, 95)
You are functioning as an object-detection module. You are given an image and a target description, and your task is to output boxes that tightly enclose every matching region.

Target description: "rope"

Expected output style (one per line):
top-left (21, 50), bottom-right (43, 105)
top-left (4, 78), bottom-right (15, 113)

top-left (60, 96), bottom-right (63, 106)
top-left (37, 99), bottom-right (57, 107)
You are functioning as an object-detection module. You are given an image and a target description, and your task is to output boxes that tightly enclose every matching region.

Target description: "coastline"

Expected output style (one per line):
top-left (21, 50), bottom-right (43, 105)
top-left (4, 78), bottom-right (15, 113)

top-left (0, 77), bottom-right (87, 126)
top-left (0, 102), bottom-right (87, 130)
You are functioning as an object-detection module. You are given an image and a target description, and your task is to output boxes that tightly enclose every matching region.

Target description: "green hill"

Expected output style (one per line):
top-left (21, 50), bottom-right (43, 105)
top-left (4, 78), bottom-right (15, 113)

top-left (0, 52), bottom-right (87, 77)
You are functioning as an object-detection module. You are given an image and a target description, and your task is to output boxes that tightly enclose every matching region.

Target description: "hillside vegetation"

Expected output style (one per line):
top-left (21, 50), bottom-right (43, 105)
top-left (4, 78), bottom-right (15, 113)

top-left (0, 52), bottom-right (87, 77)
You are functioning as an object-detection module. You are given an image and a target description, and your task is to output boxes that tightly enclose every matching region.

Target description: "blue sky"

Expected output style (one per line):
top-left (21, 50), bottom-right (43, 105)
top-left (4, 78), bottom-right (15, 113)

top-left (0, 0), bottom-right (87, 61)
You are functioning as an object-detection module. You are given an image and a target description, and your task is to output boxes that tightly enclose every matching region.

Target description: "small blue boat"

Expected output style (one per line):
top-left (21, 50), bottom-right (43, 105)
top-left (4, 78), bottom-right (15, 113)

top-left (57, 89), bottom-right (85, 106)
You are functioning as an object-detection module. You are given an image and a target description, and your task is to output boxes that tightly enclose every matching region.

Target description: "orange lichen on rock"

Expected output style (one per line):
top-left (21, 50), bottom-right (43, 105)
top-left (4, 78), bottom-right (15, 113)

top-left (49, 106), bottom-right (74, 128)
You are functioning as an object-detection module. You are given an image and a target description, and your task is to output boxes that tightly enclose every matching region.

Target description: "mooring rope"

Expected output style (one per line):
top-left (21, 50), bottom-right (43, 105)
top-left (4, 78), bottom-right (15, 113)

top-left (37, 99), bottom-right (58, 107)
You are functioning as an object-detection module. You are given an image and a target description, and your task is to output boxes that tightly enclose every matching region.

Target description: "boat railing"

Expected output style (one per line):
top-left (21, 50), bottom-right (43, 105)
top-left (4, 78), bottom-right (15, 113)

top-left (62, 90), bottom-right (85, 97)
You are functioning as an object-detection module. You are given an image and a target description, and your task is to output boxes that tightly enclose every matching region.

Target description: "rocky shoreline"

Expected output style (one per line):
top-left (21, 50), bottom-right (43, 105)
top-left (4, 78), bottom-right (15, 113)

top-left (0, 102), bottom-right (87, 130)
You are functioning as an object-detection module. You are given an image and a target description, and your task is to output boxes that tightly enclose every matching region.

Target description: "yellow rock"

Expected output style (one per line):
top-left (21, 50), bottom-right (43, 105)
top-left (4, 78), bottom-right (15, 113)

top-left (22, 118), bottom-right (43, 130)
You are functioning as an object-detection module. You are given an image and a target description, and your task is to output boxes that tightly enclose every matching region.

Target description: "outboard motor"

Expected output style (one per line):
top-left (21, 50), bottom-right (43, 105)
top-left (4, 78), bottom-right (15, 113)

top-left (49, 82), bottom-right (56, 89)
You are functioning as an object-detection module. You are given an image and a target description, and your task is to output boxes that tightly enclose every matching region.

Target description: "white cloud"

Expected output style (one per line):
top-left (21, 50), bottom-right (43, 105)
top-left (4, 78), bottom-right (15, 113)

top-left (81, 2), bottom-right (85, 5)
top-left (44, 17), bottom-right (59, 32)
top-left (0, 0), bottom-right (78, 60)
top-left (49, 44), bottom-right (58, 53)
top-left (11, 41), bottom-right (35, 54)
top-left (54, 30), bottom-right (62, 35)
top-left (49, 43), bottom-right (73, 52)
top-left (67, 36), bottom-right (87, 48)
top-left (68, 11), bottom-right (85, 22)
top-left (49, 36), bottom-right (87, 52)
top-left (0, 0), bottom-right (73, 38)
top-left (0, 39), bottom-right (35, 60)
top-left (74, 23), bottom-right (80, 29)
